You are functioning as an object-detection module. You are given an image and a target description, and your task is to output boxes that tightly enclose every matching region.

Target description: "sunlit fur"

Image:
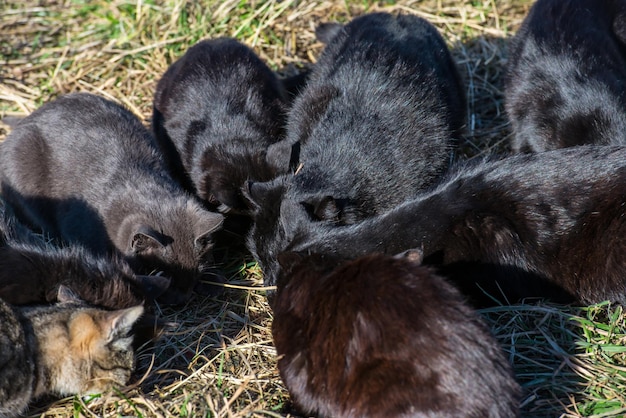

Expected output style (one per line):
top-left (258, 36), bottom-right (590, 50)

top-left (0, 289), bottom-right (143, 417)
top-left (261, 146), bottom-right (626, 306)
top-left (272, 252), bottom-right (521, 417)
top-left (506, 0), bottom-right (626, 152)
top-left (245, 12), bottom-right (466, 287)
top-left (153, 37), bottom-right (289, 214)
top-left (0, 93), bottom-right (224, 304)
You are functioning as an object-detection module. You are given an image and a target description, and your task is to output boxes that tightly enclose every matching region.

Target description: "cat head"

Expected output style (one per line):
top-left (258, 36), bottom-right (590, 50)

top-left (121, 200), bottom-right (224, 304)
top-left (196, 147), bottom-right (277, 215)
top-left (241, 176), bottom-right (298, 288)
top-left (242, 175), bottom-right (354, 288)
top-left (30, 286), bottom-right (144, 397)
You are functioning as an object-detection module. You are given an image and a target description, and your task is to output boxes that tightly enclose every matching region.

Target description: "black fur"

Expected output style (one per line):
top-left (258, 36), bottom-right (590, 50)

top-left (0, 200), bottom-right (169, 309)
top-left (0, 93), bottom-right (224, 304)
top-left (505, 0), bottom-right (626, 152)
top-left (264, 12), bottom-right (466, 221)
top-left (246, 12), bottom-right (466, 281)
top-left (152, 38), bottom-right (289, 214)
top-left (272, 251), bottom-right (521, 417)
top-left (249, 145), bottom-right (626, 306)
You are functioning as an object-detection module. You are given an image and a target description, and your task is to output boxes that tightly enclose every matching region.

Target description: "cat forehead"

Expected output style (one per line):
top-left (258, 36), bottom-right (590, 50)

top-left (69, 310), bottom-right (106, 344)
top-left (156, 200), bottom-right (224, 233)
top-left (68, 307), bottom-right (140, 351)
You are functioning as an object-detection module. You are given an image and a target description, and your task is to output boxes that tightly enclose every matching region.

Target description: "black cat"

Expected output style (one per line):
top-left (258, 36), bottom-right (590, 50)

top-left (247, 145), bottom-right (626, 306)
top-left (272, 251), bottom-right (521, 417)
top-left (0, 93), bottom-right (224, 304)
top-left (266, 12), bottom-right (465, 222)
top-left (246, 12), bottom-right (466, 280)
top-left (152, 37), bottom-right (289, 214)
top-left (505, 0), bottom-right (626, 152)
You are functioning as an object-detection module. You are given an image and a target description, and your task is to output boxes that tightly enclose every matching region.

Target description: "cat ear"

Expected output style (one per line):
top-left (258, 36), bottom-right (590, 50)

top-left (240, 180), bottom-right (279, 211)
top-left (104, 305), bottom-right (145, 345)
top-left (131, 226), bottom-right (168, 253)
top-left (276, 251), bottom-right (305, 273)
top-left (266, 140), bottom-right (300, 175)
top-left (394, 248), bottom-right (424, 264)
top-left (240, 181), bottom-right (259, 211)
top-left (312, 195), bottom-right (340, 222)
top-left (135, 274), bottom-right (171, 300)
top-left (194, 211), bottom-right (224, 249)
top-left (315, 22), bottom-right (344, 44)
top-left (302, 195), bottom-right (354, 224)
top-left (241, 180), bottom-right (287, 212)
top-left (57, 285), bottom-right (84, 304)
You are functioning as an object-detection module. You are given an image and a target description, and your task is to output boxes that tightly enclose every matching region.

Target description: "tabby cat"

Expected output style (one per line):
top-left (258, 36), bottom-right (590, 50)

top-left (0, 286), bottom-right (143, 417)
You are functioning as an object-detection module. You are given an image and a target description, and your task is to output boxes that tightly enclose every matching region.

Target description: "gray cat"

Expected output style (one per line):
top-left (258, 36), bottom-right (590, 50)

top-left (0, 286), bottom-right (143, 417)
top-left (0, 93), bottom-right (225, 304)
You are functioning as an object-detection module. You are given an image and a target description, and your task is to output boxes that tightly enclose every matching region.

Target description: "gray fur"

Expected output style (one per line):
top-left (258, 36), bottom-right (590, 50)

top-left (0, 93), bottom-right (224, 304)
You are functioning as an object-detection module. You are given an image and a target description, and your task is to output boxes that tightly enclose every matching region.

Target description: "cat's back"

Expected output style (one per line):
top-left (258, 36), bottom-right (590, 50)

top-left (155, 38), bottom-right (285, 115)
top-left (281, 12), bottom-right (465, 219)
top-left (506, 0), bottom-right (626, 151)
top-left (0, 93), bottom-right (165, 197)
top-left (314, 13), bottom-right (458, 85)
top-left (298, 12), bottom-right (465, 148)
top-left (272, 253), bottom-right (521, 417)
top-left (152, 37), bottom-right (288, 212)
top-left (511, 0), bottom-right (624, 51)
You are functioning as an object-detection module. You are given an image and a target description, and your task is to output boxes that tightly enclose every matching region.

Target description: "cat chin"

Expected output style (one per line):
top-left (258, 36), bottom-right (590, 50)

top-left (77, 381), bottom-right (127, 398)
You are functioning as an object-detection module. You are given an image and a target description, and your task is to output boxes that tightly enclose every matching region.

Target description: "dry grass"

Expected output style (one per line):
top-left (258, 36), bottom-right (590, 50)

top-left (2, 0), bottom-right (626, 417)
